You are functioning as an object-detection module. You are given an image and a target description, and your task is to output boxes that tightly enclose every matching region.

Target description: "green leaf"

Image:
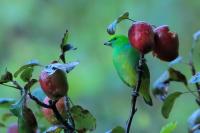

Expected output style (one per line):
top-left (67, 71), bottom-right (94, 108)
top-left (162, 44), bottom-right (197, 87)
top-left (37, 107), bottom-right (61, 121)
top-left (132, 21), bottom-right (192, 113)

top-left (10, 96), bottom-right (24, 116)
top-left (0, 98), bottom-right (15, 108)
top-left (24, 79), bottom-right (37, 90)
top-left (59, 30), bottom-right (78, 63)
top-left (162, 92), bottom-right (182, 119)
top-left (168, 68), bottom-right (187, 86)
top-left (14, 60), bottom-right (40, 78)
top-left (140, 63), bottom-right (153, 106)
top-left (20, 67), bottom-right (34, 82)
top-left (32, 87), bottom-right (46, 103)
top-left (0, 122), bottom-right (5, 127)
top-left (70, 105), bottom-right (96, 131)
top-left (18, 107), bottom-right (38, 133)
top-left (116, 12), bottom-right (129, 23)
top-left (1, 112), bottom-right (13, 121)
top-left (45, 125), bottom-right (63, 133)
top-left (107, 12), bottom-right (129, 35)
top-left (189, 72), bottom-right (200, 84)
top-left (62, 44), bottom-right (77, 53)
top-left (0, 70), bottom-right (13, 83)
top-left (60, 29), bottom-right (69, 48)
top-left (160, 121), bottom-right (177, 133)
top-left (106, 126), bottom-right (125, 133)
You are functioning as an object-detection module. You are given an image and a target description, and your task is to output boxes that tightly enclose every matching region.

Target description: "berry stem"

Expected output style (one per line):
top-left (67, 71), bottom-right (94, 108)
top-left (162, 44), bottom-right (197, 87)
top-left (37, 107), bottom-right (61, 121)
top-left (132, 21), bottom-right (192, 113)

top-left (49, 100), bottom-right (75, 132)
top-left (28, 93), bottom-right (76, 131)
top-left (0, 83), bottom-right (19, 89)
top-left (126, 54), bottom-right (145, 133)
top-left (189, 41), bottom-right (200, 105)
top-left (28, 93), bottom-right (51, 108)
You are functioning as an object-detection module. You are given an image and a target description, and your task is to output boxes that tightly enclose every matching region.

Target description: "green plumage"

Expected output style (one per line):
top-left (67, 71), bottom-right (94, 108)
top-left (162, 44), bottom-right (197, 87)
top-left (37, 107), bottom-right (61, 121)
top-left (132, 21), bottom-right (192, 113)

top-left (105, 35), bottom-right (152, 105)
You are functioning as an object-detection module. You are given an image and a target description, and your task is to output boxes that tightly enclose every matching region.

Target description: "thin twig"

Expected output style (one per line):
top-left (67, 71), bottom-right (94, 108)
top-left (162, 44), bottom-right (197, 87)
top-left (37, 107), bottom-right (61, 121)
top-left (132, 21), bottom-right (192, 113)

top-left (126, 54), bottom-right (145, 133)
top-left (0, 83), bottom-right (20, 89)
top-left (29, 92), bottom-right (75, 131)
top-left (12, 80), bottom-right (24, 95)
top-left (28, 93), bottom-right (50, 108)
top-left (49, 100), bottom-right (75, 132)
top-left (189, 40), bottom-right (200, 104)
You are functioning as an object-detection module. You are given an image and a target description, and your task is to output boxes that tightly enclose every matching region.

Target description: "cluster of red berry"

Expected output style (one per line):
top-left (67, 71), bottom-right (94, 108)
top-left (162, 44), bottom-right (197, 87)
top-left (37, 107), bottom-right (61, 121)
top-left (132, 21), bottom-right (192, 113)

top-left (128, 21), bottom-right (179, 61)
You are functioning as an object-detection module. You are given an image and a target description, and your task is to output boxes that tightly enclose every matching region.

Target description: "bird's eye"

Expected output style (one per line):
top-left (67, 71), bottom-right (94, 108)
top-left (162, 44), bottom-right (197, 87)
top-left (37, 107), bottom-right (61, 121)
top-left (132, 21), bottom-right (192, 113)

top-left (113, 37), bottom-right (117, 40)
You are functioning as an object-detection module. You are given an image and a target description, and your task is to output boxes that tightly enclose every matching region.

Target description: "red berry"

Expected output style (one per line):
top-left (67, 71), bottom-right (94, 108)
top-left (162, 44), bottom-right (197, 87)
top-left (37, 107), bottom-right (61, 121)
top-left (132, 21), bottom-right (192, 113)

top-left (42, 97), bottom-right (67, 124)
top-left (128, 21), bottom-right (155, 54)
top-left (39, 69), bottom-right (68, 100)
top-left (153, 25), bottom-right (179, 61)
top-left (7, 123), bottom-right (18, 133)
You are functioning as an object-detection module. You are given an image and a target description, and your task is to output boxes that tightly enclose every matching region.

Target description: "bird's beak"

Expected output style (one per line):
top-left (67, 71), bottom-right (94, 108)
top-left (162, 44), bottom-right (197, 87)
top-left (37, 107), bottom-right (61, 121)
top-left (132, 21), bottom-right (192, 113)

top-left (104, 41), bottom-right (112, 46)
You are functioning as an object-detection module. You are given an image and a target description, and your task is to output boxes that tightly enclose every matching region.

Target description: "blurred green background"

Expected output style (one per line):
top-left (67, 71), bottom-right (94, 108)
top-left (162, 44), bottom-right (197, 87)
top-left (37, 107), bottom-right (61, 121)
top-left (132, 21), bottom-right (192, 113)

top-left (0, 0), bottom-right (200, 132)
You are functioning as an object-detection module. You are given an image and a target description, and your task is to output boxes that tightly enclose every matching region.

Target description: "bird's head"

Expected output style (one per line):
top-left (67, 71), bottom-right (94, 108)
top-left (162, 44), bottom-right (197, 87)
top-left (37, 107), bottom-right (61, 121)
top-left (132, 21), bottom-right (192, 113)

top-left (104, 35), bottom-right (129, 48)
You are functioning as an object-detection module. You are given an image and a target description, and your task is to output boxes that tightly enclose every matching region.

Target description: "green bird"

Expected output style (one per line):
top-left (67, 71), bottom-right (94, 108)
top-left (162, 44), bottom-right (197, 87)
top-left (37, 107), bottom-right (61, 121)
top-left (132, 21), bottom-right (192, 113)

top-left (104, 35), bottom-right (152, 105)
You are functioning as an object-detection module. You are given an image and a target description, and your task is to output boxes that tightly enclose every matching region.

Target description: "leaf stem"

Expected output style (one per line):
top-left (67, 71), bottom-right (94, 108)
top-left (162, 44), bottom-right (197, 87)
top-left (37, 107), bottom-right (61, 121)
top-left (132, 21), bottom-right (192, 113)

top-left (126, 54), bottom-right (145, 133)
top-left (0, 83), bottom-right (19, 89)
top-left (29, 92), bottom-right (75, 132)
top-left (49, 100), bottom-right (75, 132)
top-left (28, 92), bottom-right (50, 108)
top-left (189, 40), bottom-right (200, 104)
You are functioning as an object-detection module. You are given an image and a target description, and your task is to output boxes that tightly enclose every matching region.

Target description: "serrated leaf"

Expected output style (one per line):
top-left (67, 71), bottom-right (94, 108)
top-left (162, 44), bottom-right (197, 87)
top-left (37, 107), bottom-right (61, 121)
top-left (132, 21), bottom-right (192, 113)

top-left (106, 126), bottom-right (125, 133)
top-left (0, 70), bottom-right (13, 83)
top-left (32, 87), bottom-right (46, 102)
top-left (45, 125), bottom-right (63, 133)
top-left (168, 68), bottom-right (187, 85)
top-left (140, 63), bottom-right (153, 106)
top-left (0, 98), bottom-right (15, 108)
top-left (162, 92), bottom-right (182, 119)
top-left (20, 67), bottom-right (34, 82)
top-left (70, 105), bottom-right (96, 131)
top-left (14, 60), bottom-right (40, 78)
top-left (160, 121), bottom-right (177, 133)
top-left (18, 107), bottom-right (38, 133)
top-left (168, 56), bottom-right (183, 67)
top-left (107, 12), bottom-right (129, 35)
top-left (1, 112), bottom-right (13, 121)
top-left (24, 79), bottom-right (37, 90)
top-left (193, 30), bottom-right (200, 42)
top-left (189, 72), bottom-right (200, 84)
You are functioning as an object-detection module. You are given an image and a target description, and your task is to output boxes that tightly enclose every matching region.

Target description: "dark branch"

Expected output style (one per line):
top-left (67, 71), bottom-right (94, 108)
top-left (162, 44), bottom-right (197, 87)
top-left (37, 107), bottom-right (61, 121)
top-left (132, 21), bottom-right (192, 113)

top-left (0, 83), bottom-right (20, 89)
top-left (189, 60), bottom-right (200, 105)
top-left (49, 100), bottom-right (75, 132)
top-left (28, 93), bottom-right (51, 108)
top-left (126, 54), bottom-right (145, 133)
top-left (29, 92), bottom-right (75, 131)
